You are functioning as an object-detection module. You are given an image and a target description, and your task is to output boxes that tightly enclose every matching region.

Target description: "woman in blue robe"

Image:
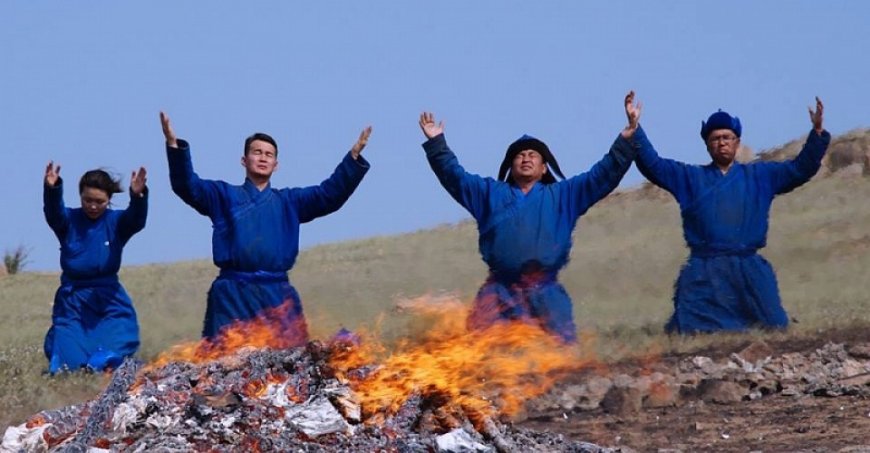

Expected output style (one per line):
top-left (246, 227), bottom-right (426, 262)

top-left (417, 95), bottom-right (638, 342)
top-left (43, 163), bottom-right (148, 373)
top-left (160, 112), bottom-right (371, 341)
top-left (627, 93), bottom-right (830, 333)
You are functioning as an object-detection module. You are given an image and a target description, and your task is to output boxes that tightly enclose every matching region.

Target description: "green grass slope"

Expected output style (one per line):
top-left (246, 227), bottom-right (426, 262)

top-left (1, 130), bottom-right (868, 428)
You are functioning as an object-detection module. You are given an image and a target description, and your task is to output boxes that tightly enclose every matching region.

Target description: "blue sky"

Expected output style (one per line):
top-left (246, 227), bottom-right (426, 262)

top-left (2, 1), bottom-right (867, 271)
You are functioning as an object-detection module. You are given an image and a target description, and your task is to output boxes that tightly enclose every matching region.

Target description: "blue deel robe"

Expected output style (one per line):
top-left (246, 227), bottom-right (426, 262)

top-left (167, 139), bottom-right (370, 340)
top-left (43, 179), bottom-right (147, 373)
top-left (630, 126), bottom-right (831, 334)
top-left (423, 133), bottom-right (636, 342)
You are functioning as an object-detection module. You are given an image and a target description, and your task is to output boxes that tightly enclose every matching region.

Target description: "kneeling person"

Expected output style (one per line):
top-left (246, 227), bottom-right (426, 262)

top-left (43, 162), bottom-right (148, 373)
top-left (160, 112), bottom-right (372, 341)
top-left (417, 94), bottom-right (638, 342)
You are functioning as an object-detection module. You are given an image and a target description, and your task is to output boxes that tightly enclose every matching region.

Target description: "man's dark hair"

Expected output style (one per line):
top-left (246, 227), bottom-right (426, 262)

top-left (78, 169), bottom-right (123, 198)
top-left (244, 132), bottom-right (279, 156)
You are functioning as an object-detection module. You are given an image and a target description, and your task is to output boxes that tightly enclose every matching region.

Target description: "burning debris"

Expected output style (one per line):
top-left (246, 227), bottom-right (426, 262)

top-left (1, 297), bottom-right (609, 452)
top-left (13, 294), bottom-right (867, 452)
top-left (1, 342), bottom-right (609, 452)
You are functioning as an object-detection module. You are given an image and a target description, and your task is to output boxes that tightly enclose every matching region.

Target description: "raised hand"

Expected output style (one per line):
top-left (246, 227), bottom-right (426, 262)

top-left (159, 111), bottom-right (178, 148)
top-left (808, 96), bottom-right (824, 134)
top-left (45, 161), bottom-right (61, 187)
top-left (130, 167), bottom-right (148, 196)
top-left (350, 126), bottom-right (373, 160)
top-left (622, 90), bottom-right (643, 139)
top-left (419, 112), bottom-right (444, 139)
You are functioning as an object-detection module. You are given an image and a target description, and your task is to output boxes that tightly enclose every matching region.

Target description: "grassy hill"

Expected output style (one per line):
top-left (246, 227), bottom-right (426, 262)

top-left (1, 129), bottom-right (868, 428)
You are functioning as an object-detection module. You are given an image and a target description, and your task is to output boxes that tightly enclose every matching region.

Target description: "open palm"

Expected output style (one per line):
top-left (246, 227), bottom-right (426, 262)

top-left (44, 161), bottom-right (61, 187)
top-left (419, 112), bottom-right (444, 139)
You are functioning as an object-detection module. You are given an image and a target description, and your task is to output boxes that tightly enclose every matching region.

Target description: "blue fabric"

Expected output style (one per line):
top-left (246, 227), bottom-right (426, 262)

top-left (469, 273), bottom-right (577, 342)
top-left (203, 273), bottom-right (305, 339)
top-left (701, 110), bottom-right (742, 141)
top-left (631, 126), bottom-right (831, 333)
top-left (42, 181), bottom-right (146, 372)
top-left (423, 133), bottom-right (635, 341)
top-left (167, 140), bottom-right (369, 338)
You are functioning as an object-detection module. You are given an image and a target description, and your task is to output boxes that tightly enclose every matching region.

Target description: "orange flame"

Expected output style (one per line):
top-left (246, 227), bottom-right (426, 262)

top-left (148, 300), bottom-right (308, 368)
top-left (143, 293), bottom-right (598, 426)
top-left (25, 414), bottom-right (46, 429)
top-left (329, 295), bottom-right (598, 424)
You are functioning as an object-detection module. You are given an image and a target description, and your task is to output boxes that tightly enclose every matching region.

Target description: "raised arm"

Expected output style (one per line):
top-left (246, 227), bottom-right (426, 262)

top-left (43, 161), bottom-right (70, 238)
top-left (161, 111), bottom-right (222, 216)
top-left (626, 92), bottom-right (692, 201)
top-left (561, 94), bottom-right (639, 219)
top-left (288, 127), bottom-right (372, 223)
top-left (764, 97), bottom-right (831, 194)
top-left (419, 112), bottom-right (490, 220)
top-left (117, 167), bottom-right (149, 241)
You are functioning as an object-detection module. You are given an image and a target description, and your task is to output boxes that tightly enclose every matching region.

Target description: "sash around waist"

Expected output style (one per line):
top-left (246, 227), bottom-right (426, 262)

top-left (60, 274), bottom-right (120, 287)
top-left (488, 269), bottom-right (558, 286)
top-left (689, 245), bottom-right (758, 258)
top-left (217, 269), bottom-right (289, 284)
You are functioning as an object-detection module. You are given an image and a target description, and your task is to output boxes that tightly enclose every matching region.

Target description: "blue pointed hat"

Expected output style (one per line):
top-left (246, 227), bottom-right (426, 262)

top-left (701, 110), bottom-right (742, 141)
top-left (498, 134), bottom-right (566, 185)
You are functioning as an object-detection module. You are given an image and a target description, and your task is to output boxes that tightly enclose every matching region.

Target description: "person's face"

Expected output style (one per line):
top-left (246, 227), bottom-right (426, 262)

top-left (511, 149), bottom-right (548, 183)
top-left (706, 129), bottom-right (740, 168)
top-left (241, 139), bottom-right (278, 179)
top-left (80, 187), bottom-right (110, 220)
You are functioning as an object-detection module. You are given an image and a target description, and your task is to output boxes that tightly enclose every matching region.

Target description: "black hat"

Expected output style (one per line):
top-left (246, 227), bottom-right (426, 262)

top-left (498, 134), bottom-right (565, 185)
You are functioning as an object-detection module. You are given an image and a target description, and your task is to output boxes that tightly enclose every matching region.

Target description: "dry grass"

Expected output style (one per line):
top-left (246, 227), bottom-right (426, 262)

top-left (1, 147), bottom-right (868, 428)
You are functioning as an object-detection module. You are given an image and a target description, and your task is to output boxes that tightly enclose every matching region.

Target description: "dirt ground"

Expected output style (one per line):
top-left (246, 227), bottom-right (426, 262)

top-left (519, 328), bottom-right (870, 452)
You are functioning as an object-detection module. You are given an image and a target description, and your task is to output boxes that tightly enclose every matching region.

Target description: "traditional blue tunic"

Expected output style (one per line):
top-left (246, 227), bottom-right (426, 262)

top-left (167, 140), bottom-right (369, 340)
top-left (43, 180), bottom-right (147, 373)
top-left (631, 126), bottom-right (831, 333)
top-left (423, 133), bottom-right (636, 342)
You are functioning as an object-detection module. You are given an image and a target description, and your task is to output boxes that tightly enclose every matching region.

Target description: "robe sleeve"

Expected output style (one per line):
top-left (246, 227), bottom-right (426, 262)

top-left (117, 187), bottom-right (149, 242)
top-left (166, 139), bottom-right (223, 217)
top-left (562, 132), bottom-right (636, 219)
top-left (287, 152), bottom-right (370, 223)
top-left (631, 126), bottom-right (693, 203)
top-left (43, 178), bottom-right (70, 240)
top-left (761, 129), bottom-right (831, 195)
top-left (422, 133), bottom-right (490, 221)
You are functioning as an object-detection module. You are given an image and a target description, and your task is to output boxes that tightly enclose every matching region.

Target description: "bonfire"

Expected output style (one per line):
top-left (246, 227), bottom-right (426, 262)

top-left (2, 296), bottom-right (608, 452)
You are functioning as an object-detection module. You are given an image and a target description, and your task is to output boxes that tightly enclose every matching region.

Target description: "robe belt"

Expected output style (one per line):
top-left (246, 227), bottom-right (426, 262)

top-left (690, 247), bottom-right (758, 258)
top-left (488, 269), bottom-right (558, 287)
top-left (60, 274), bottom-right (119, 288)
top-left (218, 269), bottom-right (289, 284)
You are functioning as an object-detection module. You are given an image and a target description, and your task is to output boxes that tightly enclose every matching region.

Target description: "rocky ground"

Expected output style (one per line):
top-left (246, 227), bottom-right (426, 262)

top-left (5, 327), bottom-right (870, 452)
top-left (520, 327), bottom-right (870, 452)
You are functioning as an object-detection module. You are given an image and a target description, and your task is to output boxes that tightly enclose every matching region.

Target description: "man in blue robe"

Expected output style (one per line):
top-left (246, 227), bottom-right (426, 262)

top-left (626, 92), bottom-right (830, 333)
top-left (160, 112), bottom-right (371, 341)
top-left (43, 163), bottom-right (148, 373)
top-left (417, 95), bottom-right (638, 342)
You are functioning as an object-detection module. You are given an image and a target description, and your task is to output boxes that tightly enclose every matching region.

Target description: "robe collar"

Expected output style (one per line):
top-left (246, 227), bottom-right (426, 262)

top-left (243, 178), bottom-right (272, 198)
top-left (510, 181), bottom-right (543, 198)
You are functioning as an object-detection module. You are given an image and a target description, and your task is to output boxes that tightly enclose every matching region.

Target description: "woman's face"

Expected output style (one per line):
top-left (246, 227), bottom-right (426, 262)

top-left (80, 187), bottom-right (110, 220)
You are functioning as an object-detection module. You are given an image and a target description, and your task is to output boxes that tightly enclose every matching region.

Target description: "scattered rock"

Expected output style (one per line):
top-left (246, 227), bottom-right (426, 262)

top-left (847, 343), bottom-right (870, 360)
top-left (838, 373), bottom-right (870, 387)
top-left (697, 379), bottom-right (746, 404)
top-left (601, 386), bottom-right (643, 416)
top-left (736, 340), bottom-right (774, 364)
top-left (643, 380), bottom-right (679, 408)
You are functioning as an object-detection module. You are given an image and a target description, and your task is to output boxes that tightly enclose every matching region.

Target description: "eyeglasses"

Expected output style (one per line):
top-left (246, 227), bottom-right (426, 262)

top-left (708, 134), bottom-right (738, 144)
